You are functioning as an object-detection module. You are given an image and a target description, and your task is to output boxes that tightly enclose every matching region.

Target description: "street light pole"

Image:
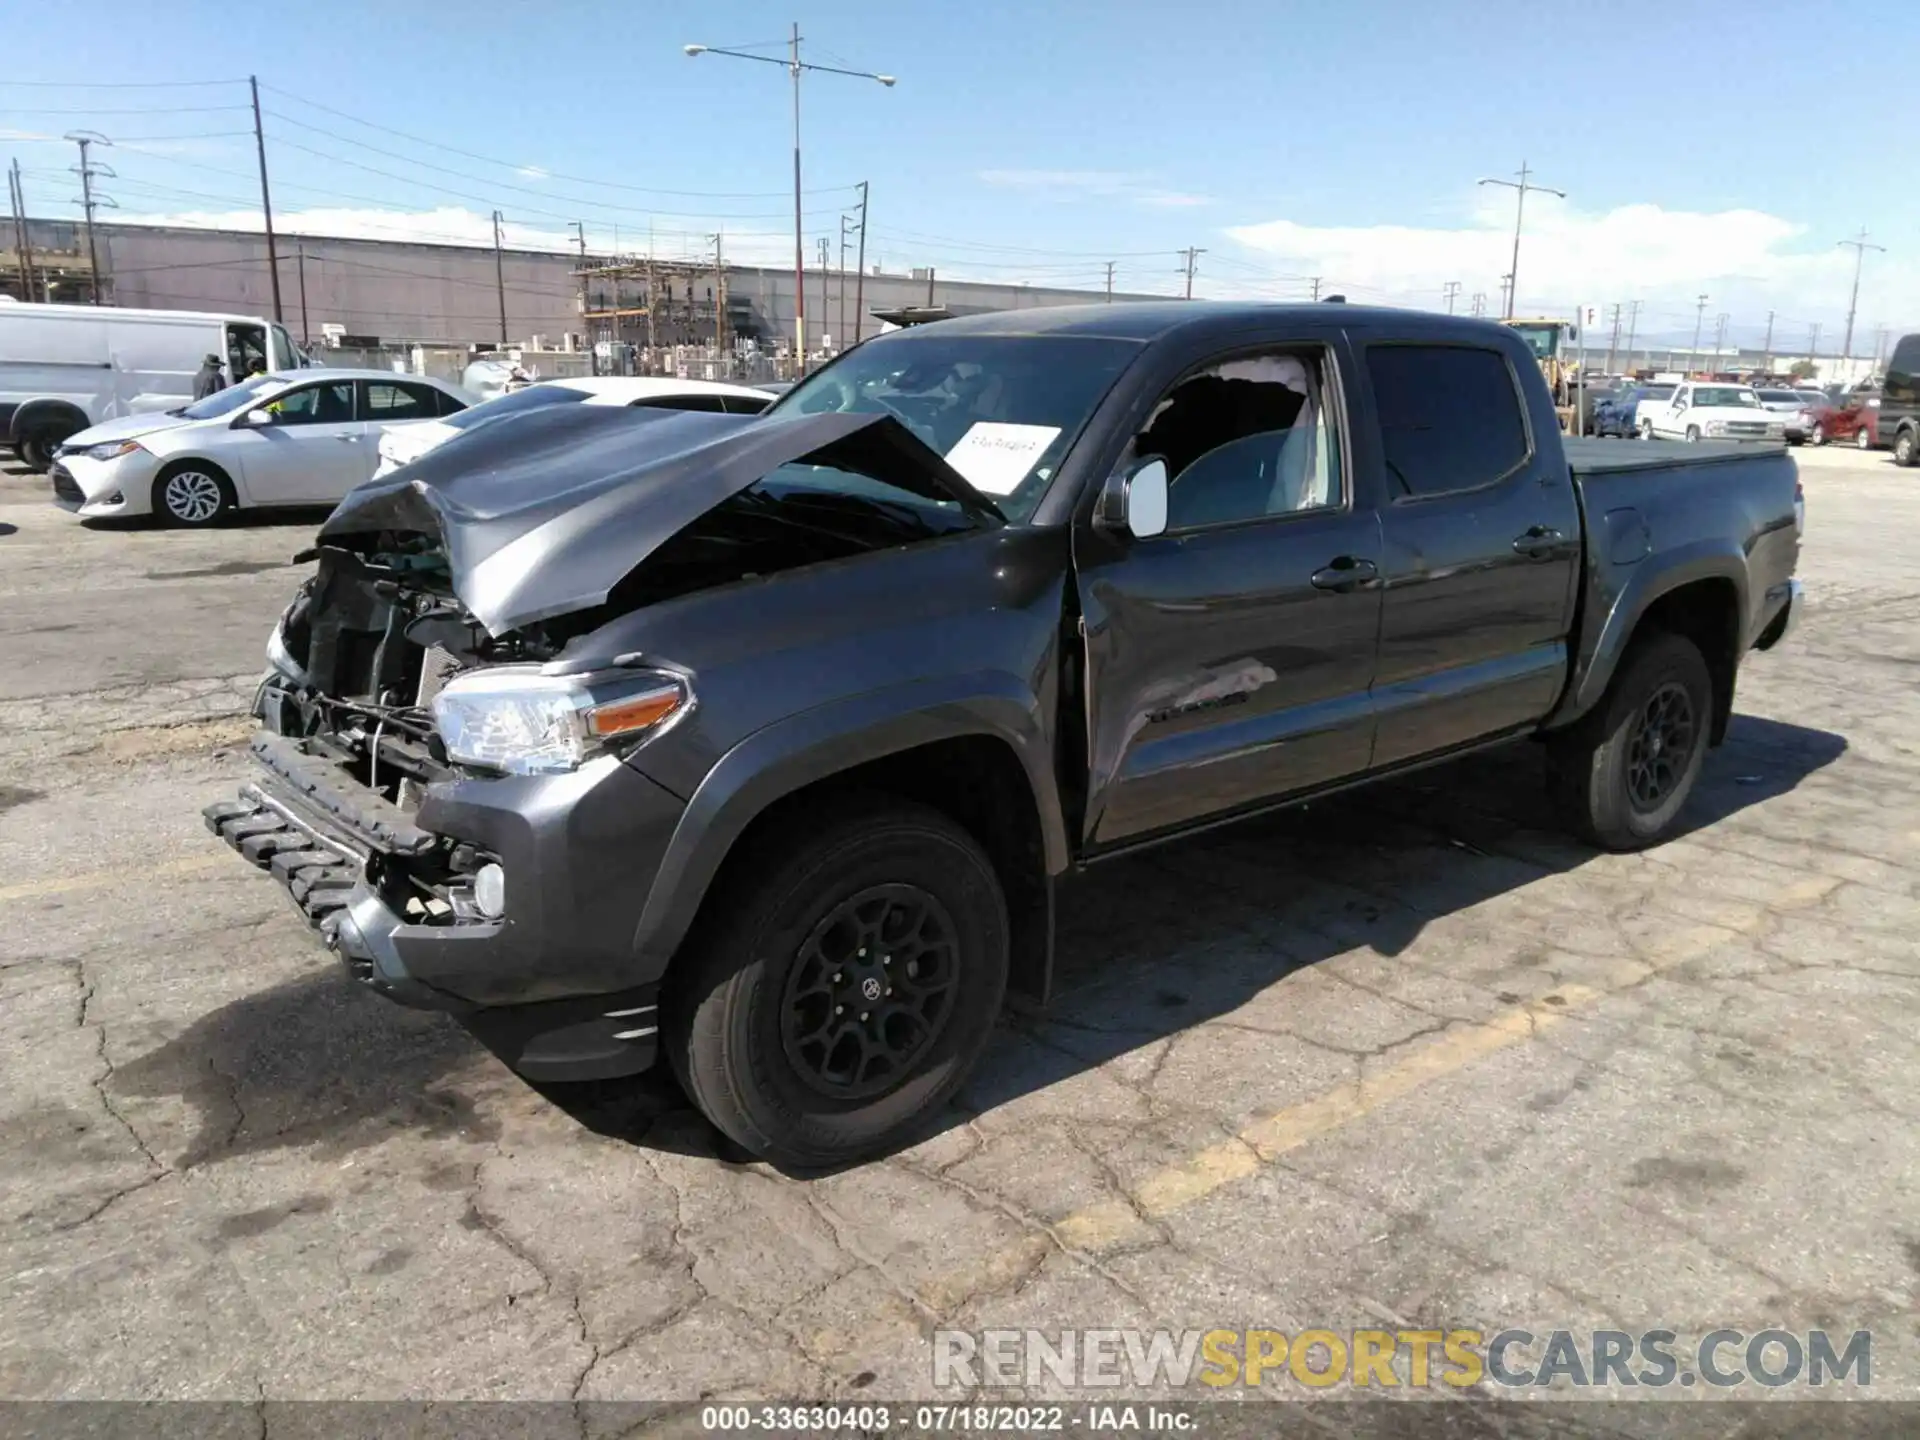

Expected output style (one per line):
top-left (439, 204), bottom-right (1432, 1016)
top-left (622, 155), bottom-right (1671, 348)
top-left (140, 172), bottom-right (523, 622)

top-left (684, 27), bottom-right (894, 373)
top-left (1477, 161), bottom-right (1564, 320)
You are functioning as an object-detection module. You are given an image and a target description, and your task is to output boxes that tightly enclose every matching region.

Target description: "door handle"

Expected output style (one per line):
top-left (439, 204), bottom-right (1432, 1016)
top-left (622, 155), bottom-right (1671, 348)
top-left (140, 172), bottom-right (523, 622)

top-left (334, 434), bottom-right (359, 442)
top-left (1309, 557), bottom-right (1379, 593)
top-left (1512, 526), bottom-right (1567, 559)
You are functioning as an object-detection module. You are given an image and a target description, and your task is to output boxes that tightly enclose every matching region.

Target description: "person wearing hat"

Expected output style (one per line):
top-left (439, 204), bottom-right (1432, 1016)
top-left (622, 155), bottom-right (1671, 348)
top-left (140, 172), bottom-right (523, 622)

top-left (192, 353), bottom-right (227, 400)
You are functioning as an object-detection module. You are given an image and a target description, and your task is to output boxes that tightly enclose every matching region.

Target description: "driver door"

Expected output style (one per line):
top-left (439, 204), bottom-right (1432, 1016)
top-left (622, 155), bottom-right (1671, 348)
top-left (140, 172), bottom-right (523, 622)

top-left (226, 379), bottom-right (366, 506)
top-left (1659, 386), bottom-right (1691, 436)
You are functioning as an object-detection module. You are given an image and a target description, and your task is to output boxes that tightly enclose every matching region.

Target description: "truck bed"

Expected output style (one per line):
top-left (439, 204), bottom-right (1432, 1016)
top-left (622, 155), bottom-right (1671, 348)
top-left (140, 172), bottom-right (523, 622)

top-left (1564, 436), bottom-right (1789, 477)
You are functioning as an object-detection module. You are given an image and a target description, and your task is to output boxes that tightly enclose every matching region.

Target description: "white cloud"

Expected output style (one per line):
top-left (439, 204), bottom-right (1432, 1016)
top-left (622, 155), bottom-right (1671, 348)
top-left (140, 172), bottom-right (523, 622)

top-left (979, 169), bottom-right (1210, 210)
top-left (1222, 194), bottom-right (1913, 339)
top-left (515, 165), bottom-right (550, 181)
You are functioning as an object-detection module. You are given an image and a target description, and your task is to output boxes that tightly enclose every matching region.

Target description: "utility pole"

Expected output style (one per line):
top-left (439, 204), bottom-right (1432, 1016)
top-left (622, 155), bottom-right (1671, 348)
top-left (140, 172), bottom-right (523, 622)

top-left (925, 264), bottom-right (935, 307)
top-left (1309, 276), bottom-right (1322, 302)
top-left (712, 232), bottom-right (727, 352)
top-left (1478, 160), bottom-right (1564, 319)
top-left (1603, 303), bottom-right (1622, 374)
top-left (248, 77), bottom-right (283, 322)
top-left (851, 180), bottom-right (869, 344)
top-left (1105, 261), bottom-right (1115, 302)
top-left (1761, 310), bottom-right (1775, 375)
top-left (1711, 313), bottom-right (1729, 374)
top-left (1809, 323), bottom-right (1821, 364)
top-left (296, 243), bottom-right (310, 346)
top-left (1837, 227), bottom-right (1884, 362)
top-left (7, 159), bottom-right (34, 300)
top-left (817, 236), bottom-right (830, 348)
top-left (1178, 247), bottom-right (1205, 300)
top-left (570, 221), bottom-right (596, 376)
top-left (491, 210), bottom-right (508, 345)
top-left (1690, 294), bottom-right (1709, 374)
top-left (1873, 324), bottom-right (1890, 371)
top-left (1442, 280), bottom-right (1461, 314)
top-left (838, 211), bottom-right (857, 349)
top-left (1625, 299), bottom-right (1643, 369)
top-left (64, 132), bottom-right (114, 306)
top-left (1470, 291), bottom-right (1486, 318)
top-left (1498, 274), bottom-right (1512, 317)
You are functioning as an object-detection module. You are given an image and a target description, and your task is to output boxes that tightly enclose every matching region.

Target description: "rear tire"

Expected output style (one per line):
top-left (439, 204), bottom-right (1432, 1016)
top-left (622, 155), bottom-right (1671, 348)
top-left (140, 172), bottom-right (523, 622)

top-left (665, 797), bottom-right (1009, 1169)
top-left (1810, 422), bottom-right (1826, 446)
top-left (152, 461), bottom-right (236, 527)
top-left (1548, 632), bottom-right (1713, 852)
top-left (1855, 426), bottom-right (1872, 451)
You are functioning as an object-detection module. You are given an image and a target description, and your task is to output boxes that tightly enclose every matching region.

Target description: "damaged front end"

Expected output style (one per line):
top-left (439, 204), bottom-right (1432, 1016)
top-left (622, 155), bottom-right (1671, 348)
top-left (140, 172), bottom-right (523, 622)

top-left (205, 403), bottom-right (1001, 1078)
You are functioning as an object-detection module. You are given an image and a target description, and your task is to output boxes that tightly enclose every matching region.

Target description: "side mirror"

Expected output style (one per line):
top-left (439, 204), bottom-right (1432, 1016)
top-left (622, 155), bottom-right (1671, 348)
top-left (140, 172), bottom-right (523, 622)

top-left (1095, 457), bottom-right (1169, 540)
top-left (242, 408), bottom-right (274, 427)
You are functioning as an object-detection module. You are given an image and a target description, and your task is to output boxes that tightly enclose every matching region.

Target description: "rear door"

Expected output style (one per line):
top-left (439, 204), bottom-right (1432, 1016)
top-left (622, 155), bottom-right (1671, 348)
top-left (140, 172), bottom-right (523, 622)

top-left (1361, 337), bottom-right (1581, 766)
top-left (1076, 325), bottom-right (1385, 846)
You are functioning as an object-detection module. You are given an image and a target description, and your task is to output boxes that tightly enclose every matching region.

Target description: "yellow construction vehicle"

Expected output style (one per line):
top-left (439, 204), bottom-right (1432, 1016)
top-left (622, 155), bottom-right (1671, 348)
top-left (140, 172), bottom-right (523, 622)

top-left (1504, 317), bottom-right (1579, 432)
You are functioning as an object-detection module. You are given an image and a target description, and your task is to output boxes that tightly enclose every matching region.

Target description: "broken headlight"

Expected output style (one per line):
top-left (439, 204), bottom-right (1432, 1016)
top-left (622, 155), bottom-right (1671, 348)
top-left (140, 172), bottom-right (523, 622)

top-left (431, 667), bottom-right (691, 776)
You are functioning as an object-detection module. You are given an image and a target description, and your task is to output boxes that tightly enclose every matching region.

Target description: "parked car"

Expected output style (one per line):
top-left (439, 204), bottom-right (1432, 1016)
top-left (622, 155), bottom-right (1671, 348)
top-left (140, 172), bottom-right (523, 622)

top-left (373, 376), bottom-right (777, 478)
top-left (1592, 387), bottom-right (1646, 437)
top-left (1882, 333), bottom-right (1920, 466)
top-left (52, 369), bottom-right (472, 526)
top-left (2, 302), bottom-right (304, 472)
top-left (206, 304), bottom-right (1804, 1167)
top-left (1754, 388), bottom-right (1819, 444)
top-left (1817, 388), bottom-right (1882, 450)
top-left (1643, 383), bottom-right (1786, 442)
top-left (1629, 382), bottom-right (1679, 435)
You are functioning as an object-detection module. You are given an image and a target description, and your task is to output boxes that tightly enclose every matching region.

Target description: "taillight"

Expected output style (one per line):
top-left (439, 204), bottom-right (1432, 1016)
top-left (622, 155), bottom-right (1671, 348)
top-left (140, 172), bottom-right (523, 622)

top-left (1794, 479), bottom-right (1805, 537)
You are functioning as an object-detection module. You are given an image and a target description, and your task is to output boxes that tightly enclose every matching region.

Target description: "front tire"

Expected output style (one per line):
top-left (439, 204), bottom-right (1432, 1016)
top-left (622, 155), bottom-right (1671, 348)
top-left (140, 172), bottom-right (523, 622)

top-left (1855, 426), bottom-right (1872, 451)
top-left (1894, 428), bottom-right (1917, 467)
top-left (1639, 419), bottom-right (1655, 439)
top-left (19, 428), bottom-right (66, 473)
top-left (1548, 632), bottom-right (1713, 852)
top-left (666, 798), bottom-right (1009, 1169)
top-left (1684, 425), bottom-right (1702, 442)
top-left (1811, 422), bottom-right (1827, 446)
top-left (152, 462), bottom-right (236, 527)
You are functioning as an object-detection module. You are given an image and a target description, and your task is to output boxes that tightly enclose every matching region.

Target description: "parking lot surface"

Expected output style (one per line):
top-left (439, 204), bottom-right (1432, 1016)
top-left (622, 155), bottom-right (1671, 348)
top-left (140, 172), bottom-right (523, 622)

top-left (1, 445), bottom-right (1917, 1411)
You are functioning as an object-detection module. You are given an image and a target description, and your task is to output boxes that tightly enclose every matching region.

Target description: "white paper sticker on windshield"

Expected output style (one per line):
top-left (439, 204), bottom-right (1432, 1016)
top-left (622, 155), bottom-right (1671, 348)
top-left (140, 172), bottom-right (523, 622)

top-left (943, 422), bottom-right (1061, 496)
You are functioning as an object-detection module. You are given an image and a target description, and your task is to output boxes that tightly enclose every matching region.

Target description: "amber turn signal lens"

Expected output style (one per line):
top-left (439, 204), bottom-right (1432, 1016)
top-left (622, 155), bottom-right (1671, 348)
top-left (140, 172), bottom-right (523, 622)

top-left (585, 686), bottom-right (685, 738)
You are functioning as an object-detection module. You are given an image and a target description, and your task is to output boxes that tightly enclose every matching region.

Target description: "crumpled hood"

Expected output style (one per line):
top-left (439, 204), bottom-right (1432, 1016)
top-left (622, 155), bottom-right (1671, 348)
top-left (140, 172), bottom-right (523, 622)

top-left (64, 411), bottom-right (193, 449)
top-left (319, 404), bottom-right (1002, 635)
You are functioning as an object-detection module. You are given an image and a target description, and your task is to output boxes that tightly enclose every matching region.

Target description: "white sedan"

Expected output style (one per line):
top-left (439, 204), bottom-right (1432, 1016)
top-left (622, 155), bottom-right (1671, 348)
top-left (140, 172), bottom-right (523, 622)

top-left (52, 368), bottom-right (475, 526)
top-left (373, 375), bottom-right (778, 478)
top-left (1641, 382), bottom-right (1787, 443)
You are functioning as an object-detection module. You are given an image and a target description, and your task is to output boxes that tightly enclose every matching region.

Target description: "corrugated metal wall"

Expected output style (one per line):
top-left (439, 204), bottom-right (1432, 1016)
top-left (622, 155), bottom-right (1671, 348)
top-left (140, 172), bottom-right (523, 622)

top-left (15, 220), bottom-right (1170, 350)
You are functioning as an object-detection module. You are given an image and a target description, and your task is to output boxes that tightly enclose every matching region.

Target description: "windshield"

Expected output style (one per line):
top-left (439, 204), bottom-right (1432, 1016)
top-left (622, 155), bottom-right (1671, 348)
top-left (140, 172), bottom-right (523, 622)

top-left (1757, 390), bottom-right (1801, 403)
top-left (1695, 387), bottom-right (1761, 408)
top-left (444, 381), bottom-right (592, 432)
top-left (175, 374), bottom-right (279, 420)
top-left (768, 333), bottom-right (1143, 521)
top-left (1508, 324), bottom-right (1562, 360)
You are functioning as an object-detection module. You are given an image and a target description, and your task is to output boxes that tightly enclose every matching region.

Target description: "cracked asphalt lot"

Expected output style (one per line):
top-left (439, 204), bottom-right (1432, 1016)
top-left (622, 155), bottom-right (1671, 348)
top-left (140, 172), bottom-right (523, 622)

top-left (2, 447), bottom-right (1917, 1408)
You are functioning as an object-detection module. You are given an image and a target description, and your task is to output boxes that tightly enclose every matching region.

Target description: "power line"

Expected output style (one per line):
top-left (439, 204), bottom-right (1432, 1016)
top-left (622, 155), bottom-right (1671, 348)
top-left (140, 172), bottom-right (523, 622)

top-left (0, 77), bottom-right (246, 88)
top-left (261, 83), bottom-right (828, 199)
top-left (0, 104), bottom-right (250, 115)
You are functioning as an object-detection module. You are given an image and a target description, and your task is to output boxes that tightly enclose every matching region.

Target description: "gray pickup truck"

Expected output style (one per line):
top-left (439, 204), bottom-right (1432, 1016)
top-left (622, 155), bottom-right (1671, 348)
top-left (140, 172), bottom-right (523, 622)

top-left (205, 303), bottom-right (1804, 1167)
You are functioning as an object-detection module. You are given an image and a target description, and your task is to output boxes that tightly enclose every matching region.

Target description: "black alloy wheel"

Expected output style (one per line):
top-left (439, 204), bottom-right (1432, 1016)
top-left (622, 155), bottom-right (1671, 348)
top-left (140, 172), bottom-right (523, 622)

top-left (1624, 682), bottom-right (1697, 814)
top-left (780, 883), bottom-right (958, 1099)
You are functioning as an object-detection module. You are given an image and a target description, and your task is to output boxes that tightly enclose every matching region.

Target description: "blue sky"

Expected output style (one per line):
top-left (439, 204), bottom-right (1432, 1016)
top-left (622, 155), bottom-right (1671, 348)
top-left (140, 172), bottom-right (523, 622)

top-left (3, 0), bottom-right (1914, 351)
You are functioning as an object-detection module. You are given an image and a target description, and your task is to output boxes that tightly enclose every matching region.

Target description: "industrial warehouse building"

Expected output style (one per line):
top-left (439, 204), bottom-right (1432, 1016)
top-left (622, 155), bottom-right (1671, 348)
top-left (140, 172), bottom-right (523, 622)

top-left (1, 217), bottom-right (1160, 355)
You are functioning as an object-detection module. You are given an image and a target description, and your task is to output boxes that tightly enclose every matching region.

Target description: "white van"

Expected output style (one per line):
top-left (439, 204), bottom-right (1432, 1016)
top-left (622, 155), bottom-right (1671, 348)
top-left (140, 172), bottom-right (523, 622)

top-left (0, 303), bottom-right (305, 471)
